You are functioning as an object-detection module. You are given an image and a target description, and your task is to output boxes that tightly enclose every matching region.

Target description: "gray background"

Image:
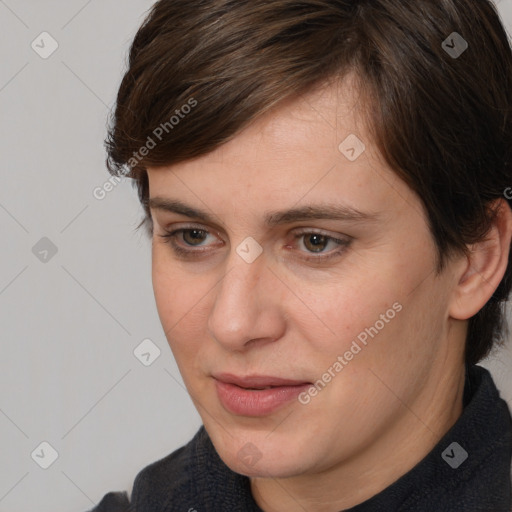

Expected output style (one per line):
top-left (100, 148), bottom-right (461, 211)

top-left (0, 1), bottom-right (511, 510)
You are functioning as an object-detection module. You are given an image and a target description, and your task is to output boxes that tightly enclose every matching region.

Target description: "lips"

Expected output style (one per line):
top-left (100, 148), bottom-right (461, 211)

top-left (213, 373), bottom-right (313, 416)
top-left (213, 373), bottom-right (311, 389)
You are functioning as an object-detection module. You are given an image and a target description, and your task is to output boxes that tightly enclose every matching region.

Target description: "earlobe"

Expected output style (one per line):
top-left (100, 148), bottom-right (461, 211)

top-left (449, 198), bottom-right (512, 321)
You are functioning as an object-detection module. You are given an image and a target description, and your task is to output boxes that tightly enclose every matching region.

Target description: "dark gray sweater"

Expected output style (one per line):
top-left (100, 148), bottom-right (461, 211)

top-left (89, 365), bottom-right (512, 511)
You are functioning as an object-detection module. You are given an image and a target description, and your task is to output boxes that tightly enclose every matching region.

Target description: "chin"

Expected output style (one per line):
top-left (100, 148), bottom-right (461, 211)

top-left (225, 451), bottom-right (308, 479)
top-left (210, 429), bottom-right (311, 479)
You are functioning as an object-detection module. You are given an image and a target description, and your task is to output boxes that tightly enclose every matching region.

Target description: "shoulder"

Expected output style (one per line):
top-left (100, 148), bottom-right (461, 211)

top-left (86, 427), bottom-right (207, 512)
top-left (130, 425), bottom-right (209, 510)
top-left (130, 425), bottom-right (260, 512)
top-left (86, 491), bottom-right (131, 512)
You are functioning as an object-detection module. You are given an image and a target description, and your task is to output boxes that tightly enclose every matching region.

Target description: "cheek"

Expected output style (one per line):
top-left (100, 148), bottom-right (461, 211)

top-left (151, 249), bottom-right (210, 352)
top-left (316, 282), bottom-right (445, 424)
top-left (295, 271), bottom-right (431, 400)
top-left (294, 277), bottom-right (396, 351)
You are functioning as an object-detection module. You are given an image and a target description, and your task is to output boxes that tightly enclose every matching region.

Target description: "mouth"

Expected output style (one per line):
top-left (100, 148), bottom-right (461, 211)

top-left (213, 373), bottom-right (312, 389)
top-left (243, 386), bottom-right (276, 390)
top-left (213, 373), bottom-right (313, 416)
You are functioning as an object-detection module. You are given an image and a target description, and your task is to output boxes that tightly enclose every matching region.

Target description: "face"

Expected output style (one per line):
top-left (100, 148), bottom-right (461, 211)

top-left (147, 76), bottom-right (465, 480)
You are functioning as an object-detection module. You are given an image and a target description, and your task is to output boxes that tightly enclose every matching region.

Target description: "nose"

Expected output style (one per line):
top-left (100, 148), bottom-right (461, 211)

top-left (207, 249), bottom-right (285, 352)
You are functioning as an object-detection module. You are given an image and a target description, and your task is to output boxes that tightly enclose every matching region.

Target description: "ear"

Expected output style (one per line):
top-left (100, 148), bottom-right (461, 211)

top-left (449, 198), bottom-right (512, 320)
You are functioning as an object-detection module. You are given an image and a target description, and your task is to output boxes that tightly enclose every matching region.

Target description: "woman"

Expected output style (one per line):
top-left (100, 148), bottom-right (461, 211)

top-left (91, 0), bottom-right (512, 510)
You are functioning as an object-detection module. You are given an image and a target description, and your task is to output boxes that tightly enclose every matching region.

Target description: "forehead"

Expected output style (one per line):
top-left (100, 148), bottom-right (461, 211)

top-left (148, 74), bottom-right (375, 183)
top-left (205, 74), bottom-right (369, 164)
top-left (145, 74), bottom-right (425, 230)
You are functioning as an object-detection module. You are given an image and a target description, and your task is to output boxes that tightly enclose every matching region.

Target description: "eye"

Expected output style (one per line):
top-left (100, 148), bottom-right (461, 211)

top-left (291, 229), bottom-right (351, 262)
top-left (178, 228), bottom-right (209, 246)
top-left (157, 225), bottom-right (220, 257)
top-left (299, 233), bottom-right (339, 253)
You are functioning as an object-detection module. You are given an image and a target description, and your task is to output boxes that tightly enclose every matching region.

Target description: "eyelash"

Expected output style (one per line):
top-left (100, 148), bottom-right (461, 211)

top-left (157, 225), bottom-right (351, 263)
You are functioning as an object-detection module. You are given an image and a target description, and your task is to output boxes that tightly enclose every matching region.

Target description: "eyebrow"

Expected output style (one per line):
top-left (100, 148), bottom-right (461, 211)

top-left (148, 197), bottom-right (381, 227)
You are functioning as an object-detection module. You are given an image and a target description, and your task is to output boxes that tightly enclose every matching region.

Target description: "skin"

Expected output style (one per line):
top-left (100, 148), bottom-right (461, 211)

top-left (146, 75), bottom-right (512, 511)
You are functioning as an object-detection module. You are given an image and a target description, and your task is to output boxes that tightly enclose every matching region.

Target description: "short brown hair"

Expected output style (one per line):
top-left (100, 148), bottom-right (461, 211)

top-left (105, 0), bottom-right (512, 365)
